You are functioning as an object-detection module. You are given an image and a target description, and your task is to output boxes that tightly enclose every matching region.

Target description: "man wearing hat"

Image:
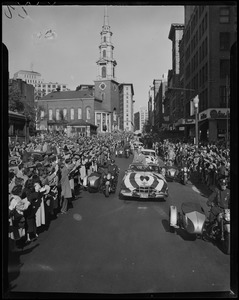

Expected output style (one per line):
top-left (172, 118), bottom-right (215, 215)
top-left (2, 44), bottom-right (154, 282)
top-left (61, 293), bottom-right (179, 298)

top-left (206, 177), bottom-right (230, 224)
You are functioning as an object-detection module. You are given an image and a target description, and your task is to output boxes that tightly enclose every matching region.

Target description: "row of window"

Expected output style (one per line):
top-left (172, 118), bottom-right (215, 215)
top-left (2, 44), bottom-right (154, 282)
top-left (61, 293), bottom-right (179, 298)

top-left (40, 107), bottom-right (91, 121)
top-left (185, 6), bottom-right (232, 45)
top-left (185, 35), bottom-right (208, 64)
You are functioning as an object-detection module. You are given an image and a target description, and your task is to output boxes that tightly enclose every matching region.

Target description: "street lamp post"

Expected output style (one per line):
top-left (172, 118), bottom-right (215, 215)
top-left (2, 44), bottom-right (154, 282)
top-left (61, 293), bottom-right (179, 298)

top-left (193, 95), bottom-right (199, 151)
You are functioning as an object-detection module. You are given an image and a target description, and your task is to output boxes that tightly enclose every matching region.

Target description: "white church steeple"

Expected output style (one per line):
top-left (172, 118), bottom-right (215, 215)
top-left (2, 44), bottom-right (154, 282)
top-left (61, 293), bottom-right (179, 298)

top-left (96, 6), bottom-right (117, 80)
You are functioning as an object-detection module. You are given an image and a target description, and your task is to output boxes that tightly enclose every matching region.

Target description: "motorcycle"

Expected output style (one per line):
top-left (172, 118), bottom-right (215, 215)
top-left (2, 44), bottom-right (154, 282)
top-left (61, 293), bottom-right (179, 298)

top-left (169, 202), bottom-right (206, 236)
top-left (178, 166), bottom-right (190, 185)
top-left (169, 202), bottom-right (230, 254)
top-left (102, 171), bottom-right (118, 197)
top-left (125, 148), bottom-right (130, 158)
top-left (203, 206), bottom-right (230, 255)
top-left (83, 170), bottom-right (102, 193)
top-left (162, 166), bottom-right (179, 182)
top-left (118, 149), bottom-right (124, 158)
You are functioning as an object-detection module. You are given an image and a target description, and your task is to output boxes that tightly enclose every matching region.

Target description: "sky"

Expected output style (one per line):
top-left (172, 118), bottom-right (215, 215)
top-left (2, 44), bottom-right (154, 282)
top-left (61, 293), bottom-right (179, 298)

top-left (2, 4), bottom-right (184, 112)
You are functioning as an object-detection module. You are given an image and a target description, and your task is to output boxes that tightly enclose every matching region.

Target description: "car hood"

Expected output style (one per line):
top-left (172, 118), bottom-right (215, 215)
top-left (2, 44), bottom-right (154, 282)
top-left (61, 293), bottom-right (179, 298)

top-left (122, 171), bottom-right (167, 191)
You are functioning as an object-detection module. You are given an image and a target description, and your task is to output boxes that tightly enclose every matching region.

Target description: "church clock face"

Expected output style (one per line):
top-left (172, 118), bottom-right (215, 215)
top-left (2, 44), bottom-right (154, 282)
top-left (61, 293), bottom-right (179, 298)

top-left (99, 82), bottom-right (106, 90)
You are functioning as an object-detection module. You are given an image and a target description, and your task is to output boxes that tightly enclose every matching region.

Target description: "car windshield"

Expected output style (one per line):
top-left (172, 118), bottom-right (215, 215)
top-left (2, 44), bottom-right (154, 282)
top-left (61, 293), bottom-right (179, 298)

top-left (141, 151), bottom-right (155, 156)
top-left (130, 164), bottom-right (159, 172)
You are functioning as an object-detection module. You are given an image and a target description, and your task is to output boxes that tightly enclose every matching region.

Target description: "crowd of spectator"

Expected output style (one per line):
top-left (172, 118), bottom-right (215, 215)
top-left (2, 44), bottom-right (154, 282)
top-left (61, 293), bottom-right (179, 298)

top-left (8, 132), bottom-right (230, 251)
top-left (8, 131), bottom-right (133, 251)
top-left (155, 139), bottom-right (230, 190)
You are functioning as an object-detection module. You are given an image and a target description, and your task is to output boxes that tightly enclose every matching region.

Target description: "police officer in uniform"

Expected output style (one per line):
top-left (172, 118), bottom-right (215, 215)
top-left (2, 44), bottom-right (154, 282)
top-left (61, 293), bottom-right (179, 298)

top-left (206, 177), bottom-right (230, 223)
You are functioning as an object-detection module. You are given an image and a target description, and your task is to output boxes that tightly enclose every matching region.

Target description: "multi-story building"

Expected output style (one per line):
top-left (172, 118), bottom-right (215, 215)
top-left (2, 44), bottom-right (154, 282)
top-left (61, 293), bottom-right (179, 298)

top-left (118, 83), bottom-right (134, 131)
top-left (157, 76), bottom-right (168, 130)
top-left (147, 85), bottom-right (154, 131)
top-left (167, 23), bottom-right (185, 130)
top-left (139, 106), bottom-right (148, 133)
top-left (9, 78), bottom-right (35, 106)
top-left (37, 89), bottom-right (98, 136)
top-left (181, 5), bottom-right (236, 143)
top-left (134, 111), bottom-right (140, 132)
top-left (13, 70), bottom-right (42, 86)
top-left (13, 70), bottom-right (69, 100)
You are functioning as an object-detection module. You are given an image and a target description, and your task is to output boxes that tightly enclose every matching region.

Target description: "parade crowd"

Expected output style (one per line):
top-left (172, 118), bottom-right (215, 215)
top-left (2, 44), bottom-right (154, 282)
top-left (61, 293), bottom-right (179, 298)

top-left (8, 132), bottom-right (129, 250)
top-left (155, 139), bottom-right (230, 189)
top-left (8, 132), bottom-right (230, 251)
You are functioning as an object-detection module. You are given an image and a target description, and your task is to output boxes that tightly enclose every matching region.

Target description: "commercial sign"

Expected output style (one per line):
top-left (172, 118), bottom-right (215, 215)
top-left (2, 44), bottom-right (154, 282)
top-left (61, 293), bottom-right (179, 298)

top-left (199, 108), bottom-right (230, 120)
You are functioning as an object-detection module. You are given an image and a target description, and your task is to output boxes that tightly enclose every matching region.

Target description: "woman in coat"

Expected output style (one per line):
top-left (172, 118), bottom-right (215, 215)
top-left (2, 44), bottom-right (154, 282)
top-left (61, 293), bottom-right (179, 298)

top-left (60, 159), bottom-right (72, 214)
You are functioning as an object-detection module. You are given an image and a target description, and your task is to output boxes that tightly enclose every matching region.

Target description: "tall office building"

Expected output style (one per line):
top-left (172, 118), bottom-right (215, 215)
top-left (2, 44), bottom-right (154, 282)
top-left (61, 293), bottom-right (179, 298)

top-left (182, 5), bottom-right (236, 142)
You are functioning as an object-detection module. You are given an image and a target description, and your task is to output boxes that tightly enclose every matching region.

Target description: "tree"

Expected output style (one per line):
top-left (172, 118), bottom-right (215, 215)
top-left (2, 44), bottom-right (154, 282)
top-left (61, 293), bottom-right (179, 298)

top-left (8, 83), bottom-right (24, 112)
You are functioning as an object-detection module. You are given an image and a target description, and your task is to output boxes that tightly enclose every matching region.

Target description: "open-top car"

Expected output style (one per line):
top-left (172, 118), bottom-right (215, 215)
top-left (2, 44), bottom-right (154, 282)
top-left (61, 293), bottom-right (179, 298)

top-left (119, 163), bottom-right (168, 200)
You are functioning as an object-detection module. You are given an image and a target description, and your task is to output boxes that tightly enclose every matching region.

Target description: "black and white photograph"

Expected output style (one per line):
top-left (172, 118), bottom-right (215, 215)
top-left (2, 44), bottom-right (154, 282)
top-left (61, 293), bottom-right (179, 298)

top-left (2, 2), bottom-right (237, 298)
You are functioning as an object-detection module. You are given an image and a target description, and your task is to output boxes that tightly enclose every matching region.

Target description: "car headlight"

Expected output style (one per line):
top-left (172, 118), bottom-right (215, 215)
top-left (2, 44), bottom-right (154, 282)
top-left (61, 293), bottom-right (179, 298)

top-left (120, 188), bottom-right (131, 193)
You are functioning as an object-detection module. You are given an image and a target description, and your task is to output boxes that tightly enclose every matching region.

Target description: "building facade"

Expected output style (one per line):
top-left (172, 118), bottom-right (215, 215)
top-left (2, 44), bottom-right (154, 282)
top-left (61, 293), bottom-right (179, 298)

top-left (37, 90), bottom-right (97, 136)
top-left (133, 111), bottom-right (140, 132)
top-left (167, 23), bottom-right (185, 130)
top-left (139, 106), bottom-right (148, 133)
top-left (9, 78), bottom-right (35, 106)
top-left (179, 5), bottom-right (236, 143)
top-left (13, 70), bottom-right (69, 100)
top-left (118, 83), bottom-right (134, 131)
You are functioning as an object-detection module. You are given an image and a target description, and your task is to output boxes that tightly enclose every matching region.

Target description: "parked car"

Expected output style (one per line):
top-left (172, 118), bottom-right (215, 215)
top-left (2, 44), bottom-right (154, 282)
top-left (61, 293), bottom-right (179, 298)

top-left (119, 163), bottom-right (168, 200)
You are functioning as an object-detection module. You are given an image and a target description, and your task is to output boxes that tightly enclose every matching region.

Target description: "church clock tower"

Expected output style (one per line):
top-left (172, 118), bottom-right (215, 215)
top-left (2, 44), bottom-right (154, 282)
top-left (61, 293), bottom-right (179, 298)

top-left (96, 6), bottom-right (117, 80)
top-left (94, 6), bottom-right (120, 133)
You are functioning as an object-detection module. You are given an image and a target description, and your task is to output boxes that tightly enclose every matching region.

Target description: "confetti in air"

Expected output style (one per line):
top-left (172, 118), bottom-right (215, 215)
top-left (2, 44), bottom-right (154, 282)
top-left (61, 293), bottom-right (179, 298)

top-left (44, 29), bottom-right (57, 40)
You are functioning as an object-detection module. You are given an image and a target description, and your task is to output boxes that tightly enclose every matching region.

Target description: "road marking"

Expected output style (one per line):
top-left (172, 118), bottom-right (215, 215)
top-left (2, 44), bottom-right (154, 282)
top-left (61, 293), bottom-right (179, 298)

top-left (37, 264), bottom-right (54, 271)
top-left (138, 206), bottom-right (147, 210)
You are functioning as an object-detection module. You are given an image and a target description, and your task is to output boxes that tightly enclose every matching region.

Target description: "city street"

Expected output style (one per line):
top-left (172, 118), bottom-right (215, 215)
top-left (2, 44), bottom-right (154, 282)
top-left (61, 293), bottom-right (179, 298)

top-left (7, 155), bottom-right (230, 295)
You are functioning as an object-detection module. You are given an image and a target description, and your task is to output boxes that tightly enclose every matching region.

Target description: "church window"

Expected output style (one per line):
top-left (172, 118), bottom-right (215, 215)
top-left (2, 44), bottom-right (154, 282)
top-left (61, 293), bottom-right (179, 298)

top-left (78, 108), bottom-right (82, 119)
top-left (86, 107), bottom-right (91, 120)
top-left (102, 67), bottom-right (106, 78)
top-left (103, 50), bottom-right (106, 58)
top-left (70, 108), bottom-right (74, 120)
top-left (49, 109), bottom-right (53, 120)
top-left (56, 109), bottom-right (59, 120)
top-left (101, 93), bottom-right (105, 101)
top-left (104, 36), bottom-right (106, 42)
top-left (63, 108), bottom-right (67, 119)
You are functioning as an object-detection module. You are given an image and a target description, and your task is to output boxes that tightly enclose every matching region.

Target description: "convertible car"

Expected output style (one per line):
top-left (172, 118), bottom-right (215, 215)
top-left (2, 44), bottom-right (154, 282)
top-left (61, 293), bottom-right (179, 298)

top-left (119, 163), bottom-right (168, 200)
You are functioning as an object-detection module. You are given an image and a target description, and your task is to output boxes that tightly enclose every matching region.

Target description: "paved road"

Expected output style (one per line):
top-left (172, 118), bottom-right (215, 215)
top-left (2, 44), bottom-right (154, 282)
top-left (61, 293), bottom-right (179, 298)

top-left (6, 155), bottom-right (231, 295)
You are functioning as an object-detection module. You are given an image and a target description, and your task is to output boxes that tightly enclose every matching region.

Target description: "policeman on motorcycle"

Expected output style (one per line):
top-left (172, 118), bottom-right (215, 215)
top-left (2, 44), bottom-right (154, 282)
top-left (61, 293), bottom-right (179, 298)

top-left (107, 159), bottom-right (119, 185)
top-left (206, 177), bottom-right (230, 223)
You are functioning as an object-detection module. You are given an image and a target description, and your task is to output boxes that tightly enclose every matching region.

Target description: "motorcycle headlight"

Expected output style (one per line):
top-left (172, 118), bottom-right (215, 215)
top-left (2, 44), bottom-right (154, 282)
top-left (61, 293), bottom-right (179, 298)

top-left (107, 173), bottom-right (111, 179)
top-left (224, 209), bottom-right (230, 221)
top-left (183, 167), bottom-right (187, 172)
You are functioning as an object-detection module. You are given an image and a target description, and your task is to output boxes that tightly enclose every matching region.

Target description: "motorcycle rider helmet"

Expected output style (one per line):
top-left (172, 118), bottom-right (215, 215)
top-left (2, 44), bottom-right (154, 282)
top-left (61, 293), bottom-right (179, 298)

top-left (111, 159), bottom-right (115, 164)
